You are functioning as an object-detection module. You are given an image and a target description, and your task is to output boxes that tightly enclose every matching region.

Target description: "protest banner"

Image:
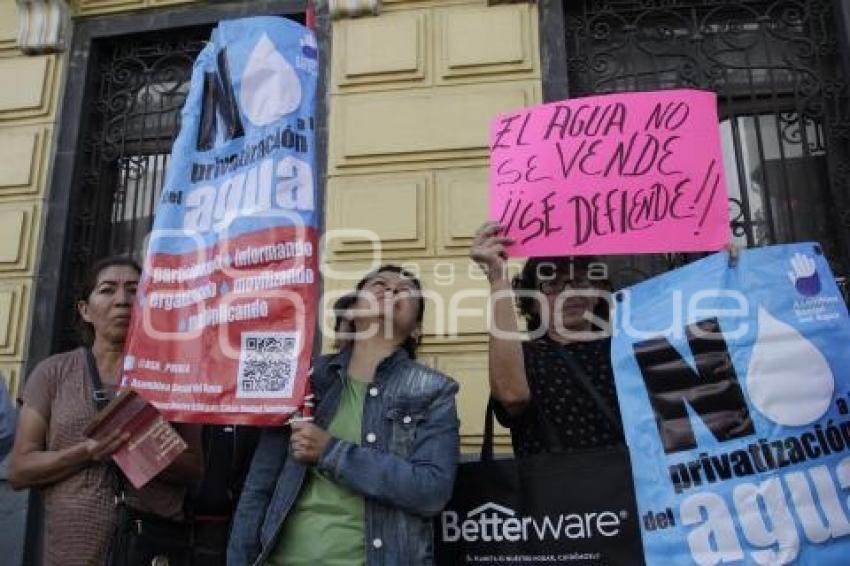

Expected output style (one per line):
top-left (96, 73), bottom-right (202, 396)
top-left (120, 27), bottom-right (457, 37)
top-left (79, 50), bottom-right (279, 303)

top-left (122, 17), bottom-right (319, 425)
top-left (489, 89), bottom-right (730, 256)
top-left (611, 243), bottom-right (850, 564)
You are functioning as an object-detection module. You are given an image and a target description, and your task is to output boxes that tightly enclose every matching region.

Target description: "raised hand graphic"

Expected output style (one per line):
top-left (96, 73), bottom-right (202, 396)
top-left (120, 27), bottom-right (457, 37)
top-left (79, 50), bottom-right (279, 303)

top-left (787, 252), bottom-right (821, 296)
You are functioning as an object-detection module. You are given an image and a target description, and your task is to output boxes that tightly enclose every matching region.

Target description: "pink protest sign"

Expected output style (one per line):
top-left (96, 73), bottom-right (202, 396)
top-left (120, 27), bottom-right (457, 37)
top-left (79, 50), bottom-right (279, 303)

top-left (489, 89), bottom-right (730, 256)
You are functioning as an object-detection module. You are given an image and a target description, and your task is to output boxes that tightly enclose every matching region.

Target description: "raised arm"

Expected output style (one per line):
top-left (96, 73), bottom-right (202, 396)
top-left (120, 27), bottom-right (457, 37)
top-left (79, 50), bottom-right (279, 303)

top-left (470, 221), bottom-right (530, 416)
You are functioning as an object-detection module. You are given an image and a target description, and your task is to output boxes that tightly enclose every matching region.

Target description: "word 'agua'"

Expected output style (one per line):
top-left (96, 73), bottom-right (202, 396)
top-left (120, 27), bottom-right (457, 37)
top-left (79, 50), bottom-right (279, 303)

top-left (183, 155), bottom-right (314, 232)
top-left (683, 456), bottom-right (850, 565)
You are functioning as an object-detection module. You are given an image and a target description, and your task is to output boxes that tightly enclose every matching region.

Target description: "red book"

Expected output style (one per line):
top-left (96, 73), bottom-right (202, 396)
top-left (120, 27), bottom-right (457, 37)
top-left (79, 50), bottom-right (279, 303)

top-left (84, 389), bottom-right (187, 489)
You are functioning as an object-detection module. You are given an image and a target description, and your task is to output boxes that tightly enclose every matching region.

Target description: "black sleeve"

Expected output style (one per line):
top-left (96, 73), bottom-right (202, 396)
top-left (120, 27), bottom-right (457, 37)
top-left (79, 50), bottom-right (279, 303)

top-left (491, 341), bottom-right (537, 429)
top-left (491, 395), bottom-right (536, 429)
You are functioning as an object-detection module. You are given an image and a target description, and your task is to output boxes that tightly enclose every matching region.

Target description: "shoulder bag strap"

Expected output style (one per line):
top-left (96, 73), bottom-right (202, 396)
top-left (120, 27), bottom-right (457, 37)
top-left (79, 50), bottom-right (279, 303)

top-left (550, 345), bottom-right (620, 430)
top-left (84, 347), bottom-right (111, 412)
top-left (481, 399), bottom-right (497, 462)
top-left (482, 398), bottom-right (568, 457)
top-left (482, 340), bottom-right (568, 458)
top-left (83, 348), bottom-right (127, 499)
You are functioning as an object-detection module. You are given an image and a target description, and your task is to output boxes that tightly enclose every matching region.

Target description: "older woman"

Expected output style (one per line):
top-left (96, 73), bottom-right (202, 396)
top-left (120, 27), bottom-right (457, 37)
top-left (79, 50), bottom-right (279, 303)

top-left (470, 221), bottom-right (625, 456)
top-left (9, 256), bottom-right (204, 566)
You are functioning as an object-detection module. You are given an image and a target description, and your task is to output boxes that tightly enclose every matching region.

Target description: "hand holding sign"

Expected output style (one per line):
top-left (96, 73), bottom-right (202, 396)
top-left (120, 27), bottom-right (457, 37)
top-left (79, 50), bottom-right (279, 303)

top-left (469, 221), bottom-right (515, 283)
top-left (489, 89), bottom-right (731, 256)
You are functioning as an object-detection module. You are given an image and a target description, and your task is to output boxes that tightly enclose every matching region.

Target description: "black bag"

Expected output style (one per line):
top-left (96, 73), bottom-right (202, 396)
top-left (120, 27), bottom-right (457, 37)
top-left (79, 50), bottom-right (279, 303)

top-left (109, 504), bottom-right (193, 566)
top-left (83, 348), bottom-right (194, 566)
top-left (435, 350), bottom-right (646, 565)
top-left (189, 424), bottom-right (260, 566)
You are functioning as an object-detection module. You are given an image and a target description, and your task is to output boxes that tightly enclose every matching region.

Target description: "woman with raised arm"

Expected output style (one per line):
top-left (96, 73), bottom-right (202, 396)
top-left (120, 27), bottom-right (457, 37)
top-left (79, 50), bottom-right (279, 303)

top-left (470, 221), bottom-right (625, 456)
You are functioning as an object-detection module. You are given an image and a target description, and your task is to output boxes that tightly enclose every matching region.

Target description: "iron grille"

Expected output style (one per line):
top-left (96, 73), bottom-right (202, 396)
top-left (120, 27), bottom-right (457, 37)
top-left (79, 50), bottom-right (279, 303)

top-left (26, 7), bottom-right (313, 565)
top-left (54, 8), bottom-right (310, 354)
top-left (562, 0), bottom-right (850, 291)
top-left (59, 29), bottom-right (210, 352)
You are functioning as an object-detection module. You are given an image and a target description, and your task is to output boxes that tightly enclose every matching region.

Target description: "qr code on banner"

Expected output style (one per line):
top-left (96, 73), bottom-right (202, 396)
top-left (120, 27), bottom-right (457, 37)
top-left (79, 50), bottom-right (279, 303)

top-left (236, 332), bottom-right (299, 398)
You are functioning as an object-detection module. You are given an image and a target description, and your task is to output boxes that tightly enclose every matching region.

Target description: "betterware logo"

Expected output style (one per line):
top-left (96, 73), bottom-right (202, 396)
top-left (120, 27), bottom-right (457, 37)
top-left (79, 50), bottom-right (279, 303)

top-left (440, 502), bottom-right (625, 543)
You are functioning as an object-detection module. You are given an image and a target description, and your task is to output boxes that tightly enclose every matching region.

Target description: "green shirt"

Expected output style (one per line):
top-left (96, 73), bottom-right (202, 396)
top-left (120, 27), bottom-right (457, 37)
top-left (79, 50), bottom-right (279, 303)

top-left (266, 376), bottom-right (369, 566)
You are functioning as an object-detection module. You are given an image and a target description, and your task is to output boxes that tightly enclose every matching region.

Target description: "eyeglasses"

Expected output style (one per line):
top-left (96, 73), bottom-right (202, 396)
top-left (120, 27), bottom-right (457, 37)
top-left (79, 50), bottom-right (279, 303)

top-left (363, 277), bottom-right (417, 297)
top-left (539, 278), bottom-right (594, 295)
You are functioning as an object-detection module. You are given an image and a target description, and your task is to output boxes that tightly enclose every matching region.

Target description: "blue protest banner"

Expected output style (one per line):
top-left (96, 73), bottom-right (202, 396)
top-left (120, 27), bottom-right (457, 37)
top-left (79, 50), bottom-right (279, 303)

top-left (123, 16), bottom-right (320, 425)
top-left (612, 243), bottom-right (850, 565)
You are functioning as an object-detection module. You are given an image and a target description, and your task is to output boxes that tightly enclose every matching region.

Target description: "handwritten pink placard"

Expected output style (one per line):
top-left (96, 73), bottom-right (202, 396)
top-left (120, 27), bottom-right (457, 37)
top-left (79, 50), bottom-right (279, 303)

top-left (489, 89), bottom-right (731, 256)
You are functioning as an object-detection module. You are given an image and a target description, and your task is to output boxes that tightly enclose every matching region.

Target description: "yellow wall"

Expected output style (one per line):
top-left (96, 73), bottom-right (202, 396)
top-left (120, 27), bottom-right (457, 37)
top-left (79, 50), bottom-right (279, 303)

top-left (0, 0), bottom-right (201, 395)
top-left (69, 0), bottom-right (194, 15)
top-left (0, 0), bottom-right (64, 396)
top-left (323, 0), bottom-right (540, 449)
top-left (1, 0), bottom-right (539, 450)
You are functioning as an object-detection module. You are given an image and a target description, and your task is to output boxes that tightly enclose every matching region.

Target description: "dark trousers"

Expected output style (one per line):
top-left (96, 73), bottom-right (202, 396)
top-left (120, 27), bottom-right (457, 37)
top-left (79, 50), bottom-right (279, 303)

top-left (192, 519), bottom-right (230, 566)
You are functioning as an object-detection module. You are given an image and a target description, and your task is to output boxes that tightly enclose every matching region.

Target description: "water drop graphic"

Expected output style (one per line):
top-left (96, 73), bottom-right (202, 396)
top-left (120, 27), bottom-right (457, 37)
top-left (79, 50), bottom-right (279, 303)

top-left (240, 33), bottom-right (302, 126)
top-left (746, 307), bottom-right (834, 426)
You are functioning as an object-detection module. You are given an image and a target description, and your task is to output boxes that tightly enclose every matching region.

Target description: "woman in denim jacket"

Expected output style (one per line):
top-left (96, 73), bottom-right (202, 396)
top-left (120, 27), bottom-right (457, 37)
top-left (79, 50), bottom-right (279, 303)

top-left (228, 265), bottom-right (460, 566)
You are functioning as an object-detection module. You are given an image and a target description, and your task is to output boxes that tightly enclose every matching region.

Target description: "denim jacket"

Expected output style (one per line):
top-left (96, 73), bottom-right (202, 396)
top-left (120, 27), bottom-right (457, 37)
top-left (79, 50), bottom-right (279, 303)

top-left (227, 347), bottom-right (460, 566)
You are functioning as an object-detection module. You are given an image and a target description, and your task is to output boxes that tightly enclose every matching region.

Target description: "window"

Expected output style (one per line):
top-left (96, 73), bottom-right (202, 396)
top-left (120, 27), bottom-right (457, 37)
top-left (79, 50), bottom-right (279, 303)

top-left (542, 0), bottom-right (850, 296)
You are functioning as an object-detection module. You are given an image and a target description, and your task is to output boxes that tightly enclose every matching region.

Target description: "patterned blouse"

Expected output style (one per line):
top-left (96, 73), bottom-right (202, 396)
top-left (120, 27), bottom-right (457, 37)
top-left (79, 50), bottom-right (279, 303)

top-left (21, 348), bottom-right (187, 566)
top-left (494, 336), bottom-right (625, 457)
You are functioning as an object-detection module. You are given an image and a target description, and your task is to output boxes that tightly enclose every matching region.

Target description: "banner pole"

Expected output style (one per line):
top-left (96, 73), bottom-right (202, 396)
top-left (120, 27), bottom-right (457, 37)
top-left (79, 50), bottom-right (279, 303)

top-left (306, 0), bottom-right (316, 30)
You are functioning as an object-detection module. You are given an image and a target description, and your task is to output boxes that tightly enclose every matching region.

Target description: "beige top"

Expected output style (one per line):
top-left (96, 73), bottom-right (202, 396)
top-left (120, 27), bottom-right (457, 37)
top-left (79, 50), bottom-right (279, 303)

top-left (22, 348), bottom-right (187, 566)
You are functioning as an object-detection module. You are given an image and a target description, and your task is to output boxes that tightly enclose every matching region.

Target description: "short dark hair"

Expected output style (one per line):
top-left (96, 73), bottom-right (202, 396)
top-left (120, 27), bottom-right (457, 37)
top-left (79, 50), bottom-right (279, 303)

top-left (513, 256), bottom-right (610, 333)
top-left (76, 256), bottom-right (142, 345)
top-left (354, 264), bottom-right (424, 359)
top-left (331, 292), bottom-right (357, 350)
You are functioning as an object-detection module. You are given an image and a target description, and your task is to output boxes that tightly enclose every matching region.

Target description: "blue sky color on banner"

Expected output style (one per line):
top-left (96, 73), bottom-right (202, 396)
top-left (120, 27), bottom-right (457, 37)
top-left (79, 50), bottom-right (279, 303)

top-left (611, 243), bottom-right (850, 565)
top-left (123, 17), bottom-right (319, 425)
top-left (152, 16), bottom-right (318, 254)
